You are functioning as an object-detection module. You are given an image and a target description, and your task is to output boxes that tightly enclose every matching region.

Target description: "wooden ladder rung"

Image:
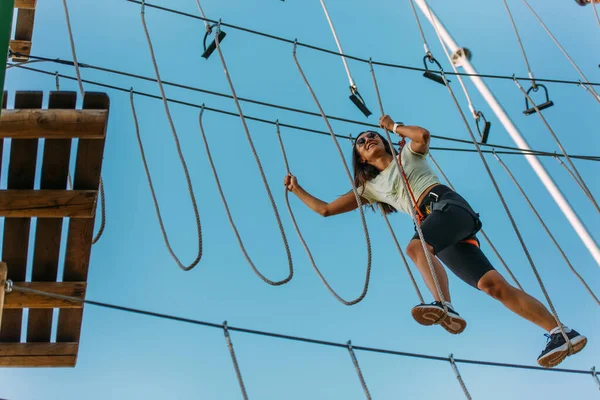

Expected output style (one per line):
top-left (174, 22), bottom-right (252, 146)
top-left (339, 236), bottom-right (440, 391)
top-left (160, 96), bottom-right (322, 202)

top-left (0, 190), bottom-right (97, 218)
top-left (0, 109), bottom-right (108, 139)
top-left (0, 343), bottom-right (78, 367)
top-left (4, 282), bottom-right (86, 309)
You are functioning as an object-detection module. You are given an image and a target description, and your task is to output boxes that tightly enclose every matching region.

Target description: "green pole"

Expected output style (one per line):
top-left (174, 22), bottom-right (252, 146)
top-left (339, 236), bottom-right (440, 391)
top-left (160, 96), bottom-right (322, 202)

top-left (0, 0), bottom-right (16, 117)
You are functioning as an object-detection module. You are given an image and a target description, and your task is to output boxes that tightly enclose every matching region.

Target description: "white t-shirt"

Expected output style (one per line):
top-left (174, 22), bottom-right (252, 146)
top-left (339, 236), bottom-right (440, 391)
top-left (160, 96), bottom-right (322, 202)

top-left (359, 143), bottom-right (440, 215)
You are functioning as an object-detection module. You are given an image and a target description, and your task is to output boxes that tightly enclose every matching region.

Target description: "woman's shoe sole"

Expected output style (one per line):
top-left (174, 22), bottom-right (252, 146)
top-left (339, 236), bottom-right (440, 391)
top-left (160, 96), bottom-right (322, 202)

top-left (411, 306), bottom-right (467, 334)
top-left (537, 335), bottom-right (587, 368)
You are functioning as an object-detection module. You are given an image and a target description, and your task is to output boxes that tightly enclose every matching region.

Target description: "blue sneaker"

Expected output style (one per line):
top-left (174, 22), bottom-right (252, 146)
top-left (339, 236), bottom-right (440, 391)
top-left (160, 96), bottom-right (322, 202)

top-left (537, 329), bottom-right (587, 368)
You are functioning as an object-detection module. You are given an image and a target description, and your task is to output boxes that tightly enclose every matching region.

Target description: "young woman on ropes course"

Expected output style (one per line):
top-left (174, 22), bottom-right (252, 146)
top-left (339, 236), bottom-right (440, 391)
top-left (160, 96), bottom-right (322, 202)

top-left (283, 115), bottom-right (587, 368)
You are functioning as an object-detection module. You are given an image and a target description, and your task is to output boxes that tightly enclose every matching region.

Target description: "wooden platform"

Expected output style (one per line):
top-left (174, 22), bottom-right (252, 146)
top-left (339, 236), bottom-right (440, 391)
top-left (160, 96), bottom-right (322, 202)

top-left (0, 90), bottom-right (109, 367)
top-left (9, 0), bottom-right (37, 62)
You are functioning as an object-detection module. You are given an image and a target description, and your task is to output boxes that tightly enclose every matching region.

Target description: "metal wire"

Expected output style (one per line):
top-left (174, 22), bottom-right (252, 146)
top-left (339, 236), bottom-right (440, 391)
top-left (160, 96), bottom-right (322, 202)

top-left (495, 153), bottom-right (599, 307)
top-left (553, 155), bottom-right (598, 210)
top-left (193, 0), bottom-right (211, 31)
top-left (8, 282), bottom-right (598, 376)
top-left (122, 0), bottom-right (600, 87)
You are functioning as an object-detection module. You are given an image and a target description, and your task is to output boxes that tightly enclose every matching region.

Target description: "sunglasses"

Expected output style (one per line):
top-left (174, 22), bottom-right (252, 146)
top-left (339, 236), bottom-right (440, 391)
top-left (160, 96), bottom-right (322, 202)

top-left (355, 131), bottom-right (377, 147)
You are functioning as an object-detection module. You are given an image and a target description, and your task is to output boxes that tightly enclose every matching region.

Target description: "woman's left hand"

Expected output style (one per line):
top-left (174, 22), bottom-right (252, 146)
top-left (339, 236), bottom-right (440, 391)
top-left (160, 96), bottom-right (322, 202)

top-left (379, 114), bottom-right (394, 131)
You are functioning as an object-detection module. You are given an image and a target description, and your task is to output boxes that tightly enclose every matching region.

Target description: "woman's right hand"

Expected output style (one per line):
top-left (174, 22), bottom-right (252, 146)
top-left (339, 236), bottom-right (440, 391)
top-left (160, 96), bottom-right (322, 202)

top-left (284, 173), bottom-right (299, 192)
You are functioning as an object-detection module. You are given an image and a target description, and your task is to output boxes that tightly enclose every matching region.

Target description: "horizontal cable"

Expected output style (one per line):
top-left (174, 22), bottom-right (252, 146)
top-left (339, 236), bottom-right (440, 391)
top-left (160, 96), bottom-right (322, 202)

top-left (123, 0), bottom-right (600, 88)
top-left (11, 64), bottom-right (600, 162)
top-left (7, 283), bottom-right (599, 377)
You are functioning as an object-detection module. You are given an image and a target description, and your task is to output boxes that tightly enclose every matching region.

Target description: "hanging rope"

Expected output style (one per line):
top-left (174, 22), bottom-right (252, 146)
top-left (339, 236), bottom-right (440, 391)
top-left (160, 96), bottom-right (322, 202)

top-left (275, 122), bottom-right (372, 304)
top-left (514, 78), bottom-right (599, 213)
top-left (449, 354), bottom-right (472, 399)
top-left (500, 0), bottom-right (537, 87)
top-left (368, 59), bottom-right (446, 309)
top-left (407, 0), bottom-right (432, 56)
top-left (494, 152), bottom-right (599, 307)
top-left (194, 0), bottom-right (212, 32)
top-left (319, 0), bottom-right (354, 89)
top-left (62, 0), bottom-right (107, 245)
top-left (209, 23), bottom-right (294, 286)
top-left (129, 90), bottom-right (203, 271)
top-left (592, 367), bottom-right (600, 391)
top-left (416, 0), bottom-right (573, 357)
top-left (347, 341), bottom-right (372, 400)
top-left (291, 41), bottom-right (373, 295)
top-left (553, 154), bottom-right (598, 209)
top-left (521, 0), bottom-right (600, 103)
top-left (427, 153), bottom-right (523, 291)
top-left (198, 107), bottom-right (293, 285)
top-left (223, 322), bottom-right (250, 400)
top-left (593, 2), bottom-right (600, 29)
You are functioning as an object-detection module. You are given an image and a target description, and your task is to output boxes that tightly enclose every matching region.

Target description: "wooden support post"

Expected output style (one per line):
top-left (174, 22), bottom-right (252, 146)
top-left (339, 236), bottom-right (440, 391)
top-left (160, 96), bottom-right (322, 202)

top-left (0, 262), bottom-right (7, 332)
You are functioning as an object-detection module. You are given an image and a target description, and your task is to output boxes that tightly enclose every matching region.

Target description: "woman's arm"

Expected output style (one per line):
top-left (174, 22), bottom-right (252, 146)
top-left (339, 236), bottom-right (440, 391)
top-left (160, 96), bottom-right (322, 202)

top-left (284, 174), bottom-right (365, 217)
top-left (379, 115), bottom-right (431, 154)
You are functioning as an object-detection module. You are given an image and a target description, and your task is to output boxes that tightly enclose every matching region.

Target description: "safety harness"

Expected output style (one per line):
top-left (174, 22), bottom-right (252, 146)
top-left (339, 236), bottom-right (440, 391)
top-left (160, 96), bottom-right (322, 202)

top-left (396, 138), bottom-right (482, 248)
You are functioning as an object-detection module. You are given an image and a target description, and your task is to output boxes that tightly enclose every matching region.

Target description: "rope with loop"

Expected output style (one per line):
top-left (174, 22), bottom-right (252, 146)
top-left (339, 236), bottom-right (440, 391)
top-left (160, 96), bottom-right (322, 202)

top-left (494, 152), bottom-right (599, 307)
top-left (210, 23), bottom-right (294, 286)
top-left (500, 0), bottom-right (537, 87)
top-left (318, 0), bottom-right (355, 90)
top-left (427, 153), bottom-right (523, 291)
top-left (418, 0), bottom-right (573, 355)
top-left (291, 41), bottom-right (373, 296)
top-left (514, 78), bottom-right (599, 213)
top-left (450, 354), bottom-right (472, 400)
top-left (62, 0), bottom-right (107, 245)
top-left (553, 154), bottom-right (597, 207)
top-left (276, 122), bottom-right (372, 304)
top-left (347, 341), bottom-right (372, 400)
top-left (139, 5), bottom-right (204, 271)
top-left (129, 90), bottom-right (203, 271)
top-left (223, 321), bottom-right (250, 400)
top-left (198, 107), bottom-right (293, 285)
top-left (370, 61), bottom-right (448, 309)
top-left (521, 0), bottom-right (600, 104)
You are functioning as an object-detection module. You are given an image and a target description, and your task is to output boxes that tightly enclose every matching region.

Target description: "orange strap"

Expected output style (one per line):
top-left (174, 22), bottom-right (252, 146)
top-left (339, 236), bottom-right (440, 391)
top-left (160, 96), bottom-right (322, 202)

top-left (398, 139), bottom-right (425, 224)
top-left (461, 238), bottom-right (480, 248)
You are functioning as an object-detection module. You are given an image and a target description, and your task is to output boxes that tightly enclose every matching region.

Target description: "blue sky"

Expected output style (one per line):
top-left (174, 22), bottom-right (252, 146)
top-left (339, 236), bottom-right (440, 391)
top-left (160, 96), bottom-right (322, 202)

top-left (2, 0), bottom-right (600, 399)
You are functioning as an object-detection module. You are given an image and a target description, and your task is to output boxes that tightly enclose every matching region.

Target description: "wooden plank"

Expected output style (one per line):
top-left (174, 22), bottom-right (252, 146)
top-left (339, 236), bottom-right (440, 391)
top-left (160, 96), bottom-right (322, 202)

top-left (5, 282), bottom-right (85, 309)
top-left (27, 91), bottom-right (75, 343)
top-left (0, 189), bottom-right (97, 218)
top-left (0, 355), bottom-right (76, 367)
top-left (15, 0), bottom-right (37, 9)
top-left (9, 40), bottom-right (31, 61)
top-left (0, 109), bottom-right (108, 139)
top-left (11, 8), bottom-right (35, 61)
top-left (57, 93), bottom-right (109, 345)
top-left (0, 263), bottom-right (6, 332)
top-left (0, 91), bottom-right (42, 342)
top-left (0, 342), bottom-right (77, 356)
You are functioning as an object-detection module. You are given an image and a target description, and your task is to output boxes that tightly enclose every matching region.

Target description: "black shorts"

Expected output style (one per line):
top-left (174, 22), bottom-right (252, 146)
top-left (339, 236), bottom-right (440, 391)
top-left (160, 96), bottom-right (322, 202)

top-left (410, 184), bottom-right (495, 288)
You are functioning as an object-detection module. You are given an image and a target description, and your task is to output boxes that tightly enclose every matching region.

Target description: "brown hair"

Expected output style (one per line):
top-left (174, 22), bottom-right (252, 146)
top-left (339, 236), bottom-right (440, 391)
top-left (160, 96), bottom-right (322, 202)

top-left (351, 131), bottom-right (398, 215)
